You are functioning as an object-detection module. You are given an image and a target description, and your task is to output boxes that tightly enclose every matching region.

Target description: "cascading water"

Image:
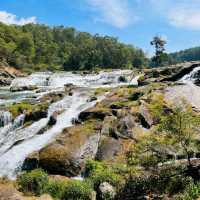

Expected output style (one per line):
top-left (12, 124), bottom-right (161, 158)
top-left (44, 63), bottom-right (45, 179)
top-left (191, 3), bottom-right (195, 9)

top-left (0, 70), bottom-right (140, 179)
top-left (181, 66), bottom-right (200, 85)
top-left (0, 111), bottom-right (12, 127)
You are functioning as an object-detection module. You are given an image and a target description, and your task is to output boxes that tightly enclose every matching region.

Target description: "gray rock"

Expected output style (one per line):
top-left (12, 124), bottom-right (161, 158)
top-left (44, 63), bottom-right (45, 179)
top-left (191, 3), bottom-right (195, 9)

top-left (96, 137), bottom-right (122, 161)
top-left (140, 101), bottom-right (155, 127)
top-left (99, 182), bottom-right (116, 200)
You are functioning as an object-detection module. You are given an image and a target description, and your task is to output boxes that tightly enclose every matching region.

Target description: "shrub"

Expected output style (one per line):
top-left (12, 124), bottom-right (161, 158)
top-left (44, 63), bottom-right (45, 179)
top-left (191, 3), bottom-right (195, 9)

top-left (85, 160), bottom-right (121, 190)
top-left (89, 169), bottom-right (121, 190)
top-left (62, 180), bottom-right (93, 200)
top-left (45, 180), bottom-right (66, 199)
top-left (17, 169), bottom-right (48, 196)
top-left (166, 176), bottom-right (192, 195)
top-left (85, 160), bottom-right (105, 177)
top-left (176, 181), bottom-right (200, 200)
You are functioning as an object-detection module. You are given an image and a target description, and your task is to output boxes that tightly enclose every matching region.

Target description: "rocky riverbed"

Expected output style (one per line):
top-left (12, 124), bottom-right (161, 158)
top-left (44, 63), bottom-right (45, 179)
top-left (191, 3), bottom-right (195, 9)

top-left (1, 62), bottom-right (200, 199)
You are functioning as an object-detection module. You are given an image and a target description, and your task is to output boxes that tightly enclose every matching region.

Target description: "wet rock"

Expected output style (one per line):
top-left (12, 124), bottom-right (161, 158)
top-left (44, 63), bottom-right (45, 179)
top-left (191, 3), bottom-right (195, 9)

top-left (25, 110), bottom-right (48, 123)
top-left (39, 91), bottom-right (64, 103)
top-left (79, 108), bottom-right (111, 122)
top-left (87, 96), bottom-right (97, 102)
top-left (64, 83), bottom-right (76, 95)
top-left (118, 76), bottom-right (127, 83)
top-left (0, 77), bottom-right (12, 86)
top-left (98, 182), bottom-right (116, 200)
top-left (22, 152), bottom-right (39, 171)
top-left (39, 126), bottom-right (100, 176)
top-left (71, 117), bottom-right (82, 125)
top-left (48, 112), bottom-right (58, 126)
top-left (10, 85), bottom-right (38, 92)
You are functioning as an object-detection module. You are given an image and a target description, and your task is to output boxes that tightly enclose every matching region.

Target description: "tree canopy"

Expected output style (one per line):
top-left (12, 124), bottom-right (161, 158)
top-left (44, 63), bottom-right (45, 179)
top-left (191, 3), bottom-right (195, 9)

top-left (0, 23), bottom-right (148, 72)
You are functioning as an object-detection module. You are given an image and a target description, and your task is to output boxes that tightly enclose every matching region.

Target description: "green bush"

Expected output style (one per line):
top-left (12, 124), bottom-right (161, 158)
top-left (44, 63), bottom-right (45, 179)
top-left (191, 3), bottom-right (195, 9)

top-left (17, 169), bottom-right (48, 196)
top-left (176, 181), bottom-right (200, 200)
top-left (166, 176), bottom-right (192, 195)
top-left (45, 180), bottom-right (66, 199)
top-left (62, 180), bottom-right (93, 200)
top-left (85, 160), bottom-right (121, 190)
top-left (89, 169), bottom-right (121, 190)
top-left (85, 160), bottom-right (105, 177)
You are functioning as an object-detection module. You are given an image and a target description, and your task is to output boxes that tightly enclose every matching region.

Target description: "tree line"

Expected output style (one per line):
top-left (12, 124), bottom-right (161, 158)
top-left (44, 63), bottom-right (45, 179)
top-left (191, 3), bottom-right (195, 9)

top-left (0, 23), bottom-right (148, 72)
top-left (169, 46), bottom-right (200, 64)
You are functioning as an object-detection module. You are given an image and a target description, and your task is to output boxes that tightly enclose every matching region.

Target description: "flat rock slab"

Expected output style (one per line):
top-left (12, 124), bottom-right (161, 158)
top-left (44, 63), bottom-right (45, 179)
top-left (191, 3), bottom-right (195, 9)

top-left (165, 83), bottom-right (200, 109)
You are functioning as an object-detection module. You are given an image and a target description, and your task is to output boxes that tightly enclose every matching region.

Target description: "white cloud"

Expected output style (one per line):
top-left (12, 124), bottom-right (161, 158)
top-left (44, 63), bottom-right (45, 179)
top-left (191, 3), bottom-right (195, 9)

top-left (169, 8), bottom-right (200, 30)
top-left (87, 0), bottom-right (138, 28)
top-left (0, 11), bottom-right (37, 25)
top-left (149, 0), bottom-right (200, 30)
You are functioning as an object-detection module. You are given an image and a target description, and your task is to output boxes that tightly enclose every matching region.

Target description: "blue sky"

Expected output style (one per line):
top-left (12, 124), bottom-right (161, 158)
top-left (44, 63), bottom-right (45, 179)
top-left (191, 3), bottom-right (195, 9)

top-left (0, 0), bottom-right (200, 55)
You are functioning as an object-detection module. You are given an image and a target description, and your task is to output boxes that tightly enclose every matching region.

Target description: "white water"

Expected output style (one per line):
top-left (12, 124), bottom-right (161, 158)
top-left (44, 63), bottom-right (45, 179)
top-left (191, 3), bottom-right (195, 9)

top-left (181, 66), bottom-right (200, 85)
top-left (0, 111), bottom-right (12, 127)
top-left (0, 70), bottom-right (139, 179)
top-left (166, 66), bottom-right (200, 109)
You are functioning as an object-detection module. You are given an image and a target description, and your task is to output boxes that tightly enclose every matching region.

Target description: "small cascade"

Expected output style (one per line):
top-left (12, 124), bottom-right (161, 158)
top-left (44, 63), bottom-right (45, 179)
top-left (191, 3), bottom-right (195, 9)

top-left (181, 66), bottom-right (200, 85)
top-left (0, 111), bottom-right (12, 127)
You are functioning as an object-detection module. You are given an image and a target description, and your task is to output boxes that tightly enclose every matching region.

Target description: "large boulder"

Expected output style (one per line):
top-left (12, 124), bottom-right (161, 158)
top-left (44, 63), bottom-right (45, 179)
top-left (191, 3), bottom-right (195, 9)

top-left (96, 137), bottom-right (122, 161)
top-left (38, 125), bottom-right (101, 176)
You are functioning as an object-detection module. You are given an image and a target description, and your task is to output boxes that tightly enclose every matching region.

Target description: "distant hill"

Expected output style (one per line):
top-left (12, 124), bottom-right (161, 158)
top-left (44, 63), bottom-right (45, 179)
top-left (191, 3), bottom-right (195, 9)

top-left (0, 23), bottom-right (147, 72)
top-left (170, 47), bottom-right (200, 63)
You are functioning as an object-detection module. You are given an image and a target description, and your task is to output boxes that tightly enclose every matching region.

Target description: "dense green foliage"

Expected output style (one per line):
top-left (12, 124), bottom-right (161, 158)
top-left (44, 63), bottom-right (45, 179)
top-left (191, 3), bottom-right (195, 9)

top-left (17, 169), bottom-right (48, 195)
top-left (62, 180), bottom-right (93, 200)
top-left (85, 160), bottom-right (121, 190)
top-left (17, 169), bottom-right (93, 199)
top-left (170, 47), bottom-right (200, 64)
top-left (0, 22), bottom-right (147, 71)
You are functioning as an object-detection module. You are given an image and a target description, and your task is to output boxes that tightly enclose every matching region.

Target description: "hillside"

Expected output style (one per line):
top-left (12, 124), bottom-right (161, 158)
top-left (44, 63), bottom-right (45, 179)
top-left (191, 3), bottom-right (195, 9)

top-left (170, 46), bottom-right (200, 63)
top-left (0, 23), bottom-right (147, 72)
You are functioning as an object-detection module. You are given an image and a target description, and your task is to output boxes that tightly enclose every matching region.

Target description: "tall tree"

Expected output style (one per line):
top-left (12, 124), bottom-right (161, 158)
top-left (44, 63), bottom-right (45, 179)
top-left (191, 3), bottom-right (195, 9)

top-left (150, 36), bottom-right (168, 67)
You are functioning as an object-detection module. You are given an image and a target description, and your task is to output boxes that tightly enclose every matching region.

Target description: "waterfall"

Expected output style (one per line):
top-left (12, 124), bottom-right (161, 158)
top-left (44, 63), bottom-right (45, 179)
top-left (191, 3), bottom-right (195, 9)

top-left (0, 111), bottom-right (12, 127)
top-left (181, 66), bottom-right (200, 85)
top-left (0, 90), bottom-right (104, 179)
top-left (0, 70), bottom-right (140, 179)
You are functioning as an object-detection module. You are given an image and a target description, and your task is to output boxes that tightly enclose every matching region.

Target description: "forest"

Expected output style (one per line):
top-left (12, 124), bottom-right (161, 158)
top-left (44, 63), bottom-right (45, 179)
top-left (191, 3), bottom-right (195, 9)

top-left (170, 47), bottom-right (200, 64)
top-left (0, 23), bottom-right (147, 72)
